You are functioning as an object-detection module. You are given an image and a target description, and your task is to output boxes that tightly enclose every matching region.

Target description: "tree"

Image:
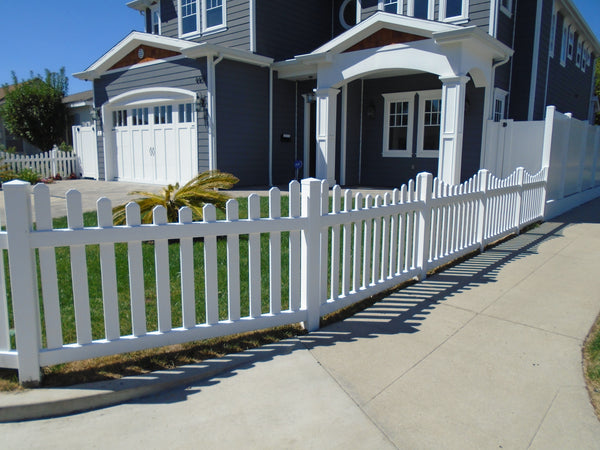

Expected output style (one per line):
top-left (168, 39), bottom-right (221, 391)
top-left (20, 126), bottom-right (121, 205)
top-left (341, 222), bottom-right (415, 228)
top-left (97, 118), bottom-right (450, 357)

top-left (0, 68), bottom-right (69, 151)
top-left (112, 170), bottom-right (240, 224)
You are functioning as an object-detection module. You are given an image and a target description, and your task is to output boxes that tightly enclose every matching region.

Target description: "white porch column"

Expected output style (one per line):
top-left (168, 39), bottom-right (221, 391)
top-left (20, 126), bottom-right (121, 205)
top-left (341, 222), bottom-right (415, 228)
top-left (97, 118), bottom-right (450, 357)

top-left (314, 87), bottom-right (339, 185)
top-left (438, 75), bottom-right (469, 185)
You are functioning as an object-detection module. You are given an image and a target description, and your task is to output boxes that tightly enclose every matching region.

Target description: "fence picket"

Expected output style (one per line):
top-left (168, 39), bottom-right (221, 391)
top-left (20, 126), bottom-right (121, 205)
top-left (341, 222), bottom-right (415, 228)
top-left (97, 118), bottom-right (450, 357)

top-left (248, 194), bottom-right (262, 318)
top-left (372, 196), bottom-right (382, 283)
top-left (152, 206), bottom-right (171, 333)
top-left (330, 186), bottom-right (341, 300)
top-left (320, 181), bottom-right (328, 303)
top-left (288, 181), bottom-right (301, 311)
top-left (66, 190), bottom-right (92, 344)
top-left (97, 198), bottom-right (120, 341)
top-left (33, 184), bottom-right (63, 349)
top-left (352, 192), bottom-right (363, 293)
top-left (362, 195), bottom-right (373, 288)
top-left (226, 200), bottom-right (241, 320)
top-left (381, 193), bottom-right (391, 281)
top-left (341, 189), bottom-right (352, 296)
top-left (269, 188), bottom-right (282, 314)
top-left (203, 204), bottom-right (219, 325)
top-left (126, 203), bottom-right (146, 336)
top-left (179, 207), bottom-right (196, 328)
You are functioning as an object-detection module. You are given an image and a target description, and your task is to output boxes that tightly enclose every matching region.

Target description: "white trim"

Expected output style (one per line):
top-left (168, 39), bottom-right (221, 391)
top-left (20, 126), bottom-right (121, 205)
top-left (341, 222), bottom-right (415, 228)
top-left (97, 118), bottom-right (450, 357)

top-left (567, 24), bottom-right (575, 59)
top-left (560, 19), bottom-right (568, 66)
top-left (302, 95), bottom-right (312, 178)
top-left (440, 0), bottom-right (469, 23)
top-left (339, 0), bottom-right (356, 30)
top-left (416, 90), bottom-right (443, 158)
top-left (340, 84), bottom-right (348, 185)
top-left (528, 0), bottom-right (543, 121)
top-left (575, 38), bottom-right (582, 68)
top-left (150, 4), bottom-right (161, 35)
top-left (500, 0), bottom-right (512, 17)
top-left (549, 8), bottom-right (557, 58)
top-left (379, 0), bottom-right (400, 14)
top-left (107, 87), bottom-right (197, 109)
top-left (489, 0), bottom-right (499, 37)
top-left (249, 0), bottom-right (256, 52)
top-left (382, 92), bottom-right (414, 158)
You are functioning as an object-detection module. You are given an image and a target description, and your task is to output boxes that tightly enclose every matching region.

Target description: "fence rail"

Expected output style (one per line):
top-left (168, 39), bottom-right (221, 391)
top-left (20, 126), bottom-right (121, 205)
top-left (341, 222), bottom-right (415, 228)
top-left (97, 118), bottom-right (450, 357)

top-left (0, 146), bottom-right (79, 179)
top-left (0, 167), bottom-right (547, 383)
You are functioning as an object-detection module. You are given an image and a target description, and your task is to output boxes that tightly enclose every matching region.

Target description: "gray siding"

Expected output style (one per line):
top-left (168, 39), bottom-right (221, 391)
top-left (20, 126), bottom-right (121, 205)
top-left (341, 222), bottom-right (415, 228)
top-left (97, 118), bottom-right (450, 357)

top-left (469, 0), bottom-right (490, 31)
top-left (344, 80), bottom-right (363, 185)
top-left (462, 80), bottom-right (485, 180)
top-left (215, 59), bottom-right (269, 186)
top-left (256, 0), bottom-right (334, 60)
top-left (532, 0), bottom-right (553, 120)
top-left (271, 76), bottom-right (297, 185)
top-left (545, 12), bottom-right (595, 121)
top-left (94, 58), bottom-right (210, 178)
top-left (160, 0), bottom-right (250, 51)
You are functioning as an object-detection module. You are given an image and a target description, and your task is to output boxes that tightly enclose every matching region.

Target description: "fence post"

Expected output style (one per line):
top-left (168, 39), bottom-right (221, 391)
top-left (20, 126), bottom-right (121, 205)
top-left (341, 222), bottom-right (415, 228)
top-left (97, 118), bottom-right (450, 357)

top-left (301, 178), bottom-right (322, 331)
top-left (514, 167), bottom-right (524, 232)
top-left (415, 172), bottom-right (433, 280)
top-left (476, 169), bottom-right (489, 251)
top-left (3, 180), bottom-right (42, 385)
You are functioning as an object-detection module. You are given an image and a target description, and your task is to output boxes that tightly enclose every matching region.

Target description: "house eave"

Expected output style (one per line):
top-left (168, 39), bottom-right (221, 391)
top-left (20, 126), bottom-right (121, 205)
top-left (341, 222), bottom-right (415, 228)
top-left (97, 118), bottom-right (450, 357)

top-left (433, 26), bottom-right (514, 59)
top-left (182, 43), bottom-right (273, 67)
top-left (126, 0), bottom-right (157, 12)
top-left (555, 0), bottom-right (600, 55)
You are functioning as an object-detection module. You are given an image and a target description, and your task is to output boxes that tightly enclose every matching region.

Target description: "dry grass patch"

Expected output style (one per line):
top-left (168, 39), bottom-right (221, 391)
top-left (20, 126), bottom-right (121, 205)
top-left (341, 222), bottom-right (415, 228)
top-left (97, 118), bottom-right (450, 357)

top-left (584, 312), bottom-right (600, 418)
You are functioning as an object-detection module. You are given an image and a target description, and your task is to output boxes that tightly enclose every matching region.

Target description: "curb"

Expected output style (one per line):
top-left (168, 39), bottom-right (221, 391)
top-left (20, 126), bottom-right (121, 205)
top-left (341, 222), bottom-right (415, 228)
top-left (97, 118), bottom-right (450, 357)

top-left (0, 339), bottom-right (302, 422)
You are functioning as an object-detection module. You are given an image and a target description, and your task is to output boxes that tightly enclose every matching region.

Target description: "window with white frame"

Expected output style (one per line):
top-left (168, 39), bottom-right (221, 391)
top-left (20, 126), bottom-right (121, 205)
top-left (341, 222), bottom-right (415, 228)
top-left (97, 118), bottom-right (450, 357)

top-left (203, 0), bottom-right (225, 31)
top-left (382, 0), bottom-right (399, 13)
top-left (178, 103), bottom-right (194, 123)
top-left (180, 0), bottom-right (198, 35)
top-left (500, 0), bottom-right (512, 17)
top-left (150, 5), bottom-right (161, 35)
top-left (549, 11), bottom-right (556, 58)
top-left (113, 110), bottom-right (128, 128)
top-left (576, 39), bottom-right (582, 68)
top-left (382, 93), bottom-right (414, 157)
top-left (154, 105), bottom-right (173, 124)
top-left (131, 108), bottom-right (149, 126)
top-left (417, 90), bottom-right (442, 157)
top-left (441, 0), bottom-right (468, 22)
top-left (493, 89), bottom-right (507, 122)
top-left (412, 0), bottom-right (431, 19)
top-left (560, 20), bottom-right (568, 66)
top-left (568, 26), bottom-right (575, 59)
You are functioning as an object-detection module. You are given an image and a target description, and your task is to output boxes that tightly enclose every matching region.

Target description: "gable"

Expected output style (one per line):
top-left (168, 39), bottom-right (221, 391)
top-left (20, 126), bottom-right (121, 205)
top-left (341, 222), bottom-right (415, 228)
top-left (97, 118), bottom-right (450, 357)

top-left (109, 45), bottom-right (181, 71)
top-left (343, 28), bottom-right (428, 53)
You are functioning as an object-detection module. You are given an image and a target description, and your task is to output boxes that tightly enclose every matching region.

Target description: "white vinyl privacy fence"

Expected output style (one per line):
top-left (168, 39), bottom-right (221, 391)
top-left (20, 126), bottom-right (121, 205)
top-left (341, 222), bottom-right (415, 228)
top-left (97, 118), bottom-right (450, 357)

top-left (0, 146), bottom-right (79, 179)
top-left (0, 167), bottom-right (547, 383)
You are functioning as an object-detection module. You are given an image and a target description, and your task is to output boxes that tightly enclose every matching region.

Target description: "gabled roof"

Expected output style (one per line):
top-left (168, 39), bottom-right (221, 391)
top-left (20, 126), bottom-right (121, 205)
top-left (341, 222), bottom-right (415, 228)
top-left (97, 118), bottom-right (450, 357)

top-left (74, 31), bottom-right (273, 81)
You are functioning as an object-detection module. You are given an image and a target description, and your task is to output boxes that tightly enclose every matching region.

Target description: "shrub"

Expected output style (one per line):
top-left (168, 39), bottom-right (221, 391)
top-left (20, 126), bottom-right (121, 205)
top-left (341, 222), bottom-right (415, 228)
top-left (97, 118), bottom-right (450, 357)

top-left (17, 167), bottom-right (41, 184)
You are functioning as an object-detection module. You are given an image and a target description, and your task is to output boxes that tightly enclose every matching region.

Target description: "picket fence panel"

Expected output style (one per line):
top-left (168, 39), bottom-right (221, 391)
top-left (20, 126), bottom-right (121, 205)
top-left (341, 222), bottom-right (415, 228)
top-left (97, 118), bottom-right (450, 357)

top-left (0, 147), bottom-right (79, 179)
top-left (0, 167), bottom-right (548, 383)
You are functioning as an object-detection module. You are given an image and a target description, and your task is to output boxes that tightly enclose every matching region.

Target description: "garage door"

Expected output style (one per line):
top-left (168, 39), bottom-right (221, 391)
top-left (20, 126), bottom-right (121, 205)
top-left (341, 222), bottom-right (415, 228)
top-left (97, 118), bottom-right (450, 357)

top-left (112, 102), bottom-right (197, 185)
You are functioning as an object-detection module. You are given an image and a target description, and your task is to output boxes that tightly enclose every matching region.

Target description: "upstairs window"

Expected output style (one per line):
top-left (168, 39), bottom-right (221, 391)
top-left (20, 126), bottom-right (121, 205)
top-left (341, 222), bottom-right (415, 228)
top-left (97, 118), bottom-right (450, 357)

top-left (412, 0), bottom-right (430, 19)
top-left (151, 6), bottom-right (161, 35)
top-left (180, 0), bottom-right (198, 35)
top-left (576, 39), bottom-right (582, 68)
top-left (204, 0), bottom-right (225, 31)
top-left (382, 0), bottom-right (399, 13)
top-left (549, 11), bottom-right (556, 58)
top-left (441, 0), bottom-right (468, 22)
top-left (568, 26), bottom-right (575, 59)
top-left (560, 20), bottom-right (568, 66)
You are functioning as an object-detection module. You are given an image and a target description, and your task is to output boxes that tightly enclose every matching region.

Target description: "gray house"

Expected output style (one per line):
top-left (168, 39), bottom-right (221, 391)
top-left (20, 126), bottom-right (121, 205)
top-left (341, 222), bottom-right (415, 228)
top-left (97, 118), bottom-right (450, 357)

top-left (74, 0), bottom-right (600, 187)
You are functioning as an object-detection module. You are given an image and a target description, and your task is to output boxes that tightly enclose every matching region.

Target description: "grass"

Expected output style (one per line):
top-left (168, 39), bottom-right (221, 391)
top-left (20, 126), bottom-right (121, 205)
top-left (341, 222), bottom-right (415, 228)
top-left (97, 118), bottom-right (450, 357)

top-left (584, 312), bottom-right (600, 418)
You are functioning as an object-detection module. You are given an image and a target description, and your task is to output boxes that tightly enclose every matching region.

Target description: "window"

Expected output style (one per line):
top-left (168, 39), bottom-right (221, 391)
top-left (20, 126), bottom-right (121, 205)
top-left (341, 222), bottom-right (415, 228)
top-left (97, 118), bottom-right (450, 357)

top-left (339, 0), bottom-right (358, 30)
top-left (500, 0), bottom-right (512, 16)
top-left (180, 0), bottom-right (198, 35)
top-left (154, 105), bottom-right (173, 124)
top-left (178, 103), bottom-right (194, 123)
top-left (560, 20), bottom-right (568, 66)
top-left (441, 0), bottom-right (468, 22)
top-left (413, 0), bottom-right (430, 19)
top-left (150, 5), bottom-right (161, 35)
top-left (417, 91), bottom-right (442, 157)
top-left (131, 108), bottom-right (149, 126)
top-left (493, 89), bottom-right (507, 122)
top-left (549, 12), bottom-right (556, 58)
top-left (203, 0), bottom-right (225, 31)
top-left (382, 93), bottom-right (414, 157)
top-left (568, 26), bottom-right (574, 59)
top-left (113, 110), bottom-right (128, 127)
top-left (382, 0), bottom-right (399, 13)
top-left (576, 39), bottom-right (582, 68)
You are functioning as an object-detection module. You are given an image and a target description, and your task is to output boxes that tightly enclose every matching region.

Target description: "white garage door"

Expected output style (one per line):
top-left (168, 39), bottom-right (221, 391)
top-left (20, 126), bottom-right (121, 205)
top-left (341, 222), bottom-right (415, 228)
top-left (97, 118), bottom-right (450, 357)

top-left (113, 102), bottom-right (197, 185)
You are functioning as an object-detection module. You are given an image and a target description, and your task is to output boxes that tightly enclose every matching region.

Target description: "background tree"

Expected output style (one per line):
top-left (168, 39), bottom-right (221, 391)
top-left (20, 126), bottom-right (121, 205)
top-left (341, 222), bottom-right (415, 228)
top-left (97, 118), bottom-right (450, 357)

top-left (0, 68), bottom-right (68, 151)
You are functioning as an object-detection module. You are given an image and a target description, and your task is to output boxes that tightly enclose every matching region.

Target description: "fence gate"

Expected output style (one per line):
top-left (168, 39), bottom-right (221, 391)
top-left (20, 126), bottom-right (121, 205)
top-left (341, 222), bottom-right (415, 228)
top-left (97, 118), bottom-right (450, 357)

top-left (484, 119), bottom-right (545, 178)
top-left (72, 125), bottom-right (98, 179)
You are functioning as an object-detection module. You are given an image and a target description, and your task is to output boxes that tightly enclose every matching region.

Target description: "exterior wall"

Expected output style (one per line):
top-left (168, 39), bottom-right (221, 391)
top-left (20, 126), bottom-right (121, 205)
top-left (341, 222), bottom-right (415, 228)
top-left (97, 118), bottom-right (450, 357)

top-left (344, 80), bottom-right (363, 186)
top-left (159, 0), bottom-right (251, 51)
top-left (545, 12), bottom-right (596, 121)
top-left (531, 0), bottom-right (553, 120)
top-left (94, 58), bottom-right (209, 179)
top-left (271, 76), bottom-right (297, 185)
top-left (215, 59), bottom-right (269, 186)
top-left (360, 74), bottom-right (441, 187)
top-left (462, 79), bottom-right (485, 180)
top-left (255, 0), bottom-right (333, 60)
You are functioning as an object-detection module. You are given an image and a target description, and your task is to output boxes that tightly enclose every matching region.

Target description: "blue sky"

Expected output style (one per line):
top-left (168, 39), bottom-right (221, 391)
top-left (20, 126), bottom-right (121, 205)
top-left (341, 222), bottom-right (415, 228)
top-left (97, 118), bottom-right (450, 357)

top-left (1, 0), bottom-right (599, 94)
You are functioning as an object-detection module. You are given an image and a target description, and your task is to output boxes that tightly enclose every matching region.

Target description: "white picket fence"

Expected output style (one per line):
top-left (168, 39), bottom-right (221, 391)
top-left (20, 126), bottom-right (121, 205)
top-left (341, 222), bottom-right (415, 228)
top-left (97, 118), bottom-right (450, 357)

top-left (0, 167), bottom-right (547, 383)
top-left (0, 146), bottom-right (79, 179)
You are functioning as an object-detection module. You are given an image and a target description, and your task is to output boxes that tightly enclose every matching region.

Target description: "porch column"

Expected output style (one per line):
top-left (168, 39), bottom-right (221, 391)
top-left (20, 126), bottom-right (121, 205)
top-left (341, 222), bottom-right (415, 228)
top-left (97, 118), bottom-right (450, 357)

top-left (315, 88), bottom-right (339, 185)
top-left (438, 75), bottom-right (469, 185)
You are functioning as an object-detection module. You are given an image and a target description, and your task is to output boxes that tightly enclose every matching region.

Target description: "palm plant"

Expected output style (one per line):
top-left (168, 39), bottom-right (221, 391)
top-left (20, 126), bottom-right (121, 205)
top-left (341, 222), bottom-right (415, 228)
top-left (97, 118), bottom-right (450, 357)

top-left (112, 170), bottom-right (239, 224)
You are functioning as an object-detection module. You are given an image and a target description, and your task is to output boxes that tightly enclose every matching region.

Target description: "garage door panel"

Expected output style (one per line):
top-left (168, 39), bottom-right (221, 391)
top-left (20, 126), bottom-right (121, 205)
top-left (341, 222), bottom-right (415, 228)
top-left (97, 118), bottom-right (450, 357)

top-left (178, 125), bottom-right (196, 183)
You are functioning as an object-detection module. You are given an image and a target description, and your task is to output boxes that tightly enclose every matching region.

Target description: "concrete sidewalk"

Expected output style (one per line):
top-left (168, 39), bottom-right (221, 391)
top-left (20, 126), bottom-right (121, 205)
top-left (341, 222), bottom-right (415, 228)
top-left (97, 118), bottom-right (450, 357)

top-left (1, 197), bottom-right (599, 448)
